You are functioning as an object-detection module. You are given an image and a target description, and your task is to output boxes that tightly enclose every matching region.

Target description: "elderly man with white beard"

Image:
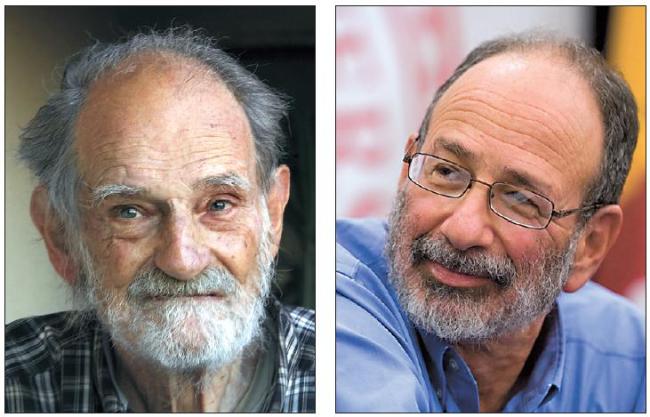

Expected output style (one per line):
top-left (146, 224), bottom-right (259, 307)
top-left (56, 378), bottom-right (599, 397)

top-left (6, 29), bottom-right (315, 412)
top-left (336, 33), bottom-right (644, 412)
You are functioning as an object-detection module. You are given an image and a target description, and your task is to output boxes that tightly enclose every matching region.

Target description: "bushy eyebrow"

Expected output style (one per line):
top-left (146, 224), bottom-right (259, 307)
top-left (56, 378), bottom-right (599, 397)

top-left (433, 137), bottom-right (477, 164)
top-left (194, 173), bottom-right (251, 192)
top-left (88, 173), bottom-right (251, 207)
top-left (90, 184), bottom-right (144, 207)
top-left (500, 167), bottom-right (551, 198)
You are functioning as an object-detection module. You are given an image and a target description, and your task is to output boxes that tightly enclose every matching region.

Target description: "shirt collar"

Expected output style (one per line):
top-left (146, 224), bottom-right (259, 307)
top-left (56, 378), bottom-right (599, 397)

top-left (416, 325), bottom-right (450, 391)
top-left (415, 302), bottom-right (565, 412)
top-left (273, 297), bottom-right (298, 407)
top-left (503, 304), bottom-right (565, 411)
top-left (94, 320), bottom-right (129, 412)
top-left (56, 314), bottom-right (127, 412)
top-left (552, 302), bottom-right (566, 388)
top-left (537, 304), bottom-right (566, 405)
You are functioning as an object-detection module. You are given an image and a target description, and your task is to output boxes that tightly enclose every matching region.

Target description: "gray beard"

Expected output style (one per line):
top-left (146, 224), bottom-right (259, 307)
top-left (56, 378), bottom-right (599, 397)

top-left (68, 201), bottom-right (275, 373)
top-left (386, 189), bottom-right (581, 344)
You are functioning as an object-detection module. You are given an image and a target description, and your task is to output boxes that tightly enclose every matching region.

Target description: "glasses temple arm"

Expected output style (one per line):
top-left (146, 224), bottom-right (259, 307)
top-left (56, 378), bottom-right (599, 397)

top-left (402, 135), bottom-right (421, 163)
top-left (552, 203), bottom-right (609, 218)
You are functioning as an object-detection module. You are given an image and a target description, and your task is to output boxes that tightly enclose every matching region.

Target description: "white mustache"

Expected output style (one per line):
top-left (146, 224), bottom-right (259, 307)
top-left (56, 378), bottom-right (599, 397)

top-left (126, 266), bottom-right (239, 300)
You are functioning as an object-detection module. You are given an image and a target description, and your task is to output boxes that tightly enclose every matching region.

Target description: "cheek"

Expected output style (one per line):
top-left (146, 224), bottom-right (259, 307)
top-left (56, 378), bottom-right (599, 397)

top-left (109, 242), bottom-right (154, 287)
top-left (205, 219), bottom-right (262, 286)
top-left (403, 191), bottom-right (454, 236)
top-left (501, 230), bottom-right (548, 265)
top-left (82, 211), bottom-right (265, 290)
top-left (405, 188), bottom-right (550, 263)
top-left (82, 217), bottom-right (151, 290)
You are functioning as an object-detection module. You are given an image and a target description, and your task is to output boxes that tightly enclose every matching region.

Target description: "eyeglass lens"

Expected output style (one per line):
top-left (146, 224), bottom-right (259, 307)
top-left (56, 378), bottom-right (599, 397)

top-left (408, 153), bottom-right (554, 229)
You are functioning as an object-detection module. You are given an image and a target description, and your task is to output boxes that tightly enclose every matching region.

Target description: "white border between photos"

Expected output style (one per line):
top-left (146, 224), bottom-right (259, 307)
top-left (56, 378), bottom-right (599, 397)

top-left (316, 1), bottom-right (336, 415)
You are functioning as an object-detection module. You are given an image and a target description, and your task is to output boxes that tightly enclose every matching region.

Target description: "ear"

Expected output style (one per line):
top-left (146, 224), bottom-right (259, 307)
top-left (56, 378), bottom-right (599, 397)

top-left (30, 186), bottom-right (77, 285)
top-left (563, 205), bottom-right (623, 293)
top-left (398, 133), bottom-right (420, 187)
top-left (266, 165), bottom-right (291, 256)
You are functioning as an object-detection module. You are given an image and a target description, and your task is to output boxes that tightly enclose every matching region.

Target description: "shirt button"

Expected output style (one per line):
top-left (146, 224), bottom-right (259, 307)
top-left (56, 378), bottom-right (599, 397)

top-left (448, 359), bottom-right (459, 371)
top-left (436, 388), bottom-right (442, 399)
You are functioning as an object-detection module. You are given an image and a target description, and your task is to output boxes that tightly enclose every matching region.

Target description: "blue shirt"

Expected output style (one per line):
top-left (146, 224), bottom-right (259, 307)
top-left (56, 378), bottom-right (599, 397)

top-left (336, 218), bottom-right (645, 412)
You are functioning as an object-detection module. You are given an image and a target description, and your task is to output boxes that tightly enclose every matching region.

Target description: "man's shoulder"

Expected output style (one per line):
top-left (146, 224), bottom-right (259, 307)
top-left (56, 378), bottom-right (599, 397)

top-left (279, 304), bottom-right (315, 338)
top-left (550, 282), bottom-right (645, 411)
top-left (274, 302), bottom-right (315, 412)
top-left (336, 218), bottom-right (388, 270)
top-left (336, 217), bottom-right (393, 294)
top-left (335, 219), bottom-right (433, 411)
top-left (277, 303), bottom-right (315, 370)
top-left (558, 281), bottom-right (644, 358)
top-left (335, 217), bottom-right (408, 331)
top-left (5, 311), bottom-right (91, 378)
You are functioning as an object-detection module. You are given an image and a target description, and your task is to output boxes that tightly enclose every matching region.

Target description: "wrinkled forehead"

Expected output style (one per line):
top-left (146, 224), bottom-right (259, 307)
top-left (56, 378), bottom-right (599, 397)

top-left (425, 51), bottom-right (604, 196)
top-left (73, 53), bottom-right (256, 186)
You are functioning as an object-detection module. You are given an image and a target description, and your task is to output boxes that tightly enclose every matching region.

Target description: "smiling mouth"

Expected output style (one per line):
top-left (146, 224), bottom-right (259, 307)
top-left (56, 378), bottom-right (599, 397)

top-left (426, 261), bottom-right (494, 289)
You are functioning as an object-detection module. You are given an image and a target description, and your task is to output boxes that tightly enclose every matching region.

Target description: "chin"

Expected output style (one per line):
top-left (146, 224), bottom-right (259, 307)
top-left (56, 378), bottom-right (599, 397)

top-left (398, 267), bottom-right (555, 343)
top-left (103, 294), bottom-right (266, 372)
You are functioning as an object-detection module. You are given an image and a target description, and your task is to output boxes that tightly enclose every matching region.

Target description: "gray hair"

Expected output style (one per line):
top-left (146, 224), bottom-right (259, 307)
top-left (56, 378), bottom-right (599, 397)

top-left (19, 27), bottom-right (288, 231)
top-left (416, 31), bottom-right (638, 219)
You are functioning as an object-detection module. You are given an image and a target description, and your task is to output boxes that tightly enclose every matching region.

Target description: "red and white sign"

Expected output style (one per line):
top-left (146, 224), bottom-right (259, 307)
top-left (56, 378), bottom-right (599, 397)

top-left (336, 7), bottom-right (461, 217)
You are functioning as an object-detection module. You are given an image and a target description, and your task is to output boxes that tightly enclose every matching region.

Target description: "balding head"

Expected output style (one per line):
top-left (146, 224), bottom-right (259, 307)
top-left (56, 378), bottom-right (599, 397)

top-left (416, 32), bottom-right (638, 218)
top-left (19, 28), bottom-right (288, 236)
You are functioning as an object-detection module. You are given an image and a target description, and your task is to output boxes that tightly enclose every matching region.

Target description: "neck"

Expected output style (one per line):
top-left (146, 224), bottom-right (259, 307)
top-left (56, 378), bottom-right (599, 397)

top-left (454, 316), bottom-right (546, 412)
top-left (114, 346), bottom-right (258, 412)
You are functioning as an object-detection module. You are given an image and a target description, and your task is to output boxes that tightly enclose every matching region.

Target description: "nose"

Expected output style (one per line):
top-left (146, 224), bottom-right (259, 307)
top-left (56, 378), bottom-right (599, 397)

top-left (154, 213), bottom-right (211, 281)
top-left (437, 183), bottom-right (495, 251)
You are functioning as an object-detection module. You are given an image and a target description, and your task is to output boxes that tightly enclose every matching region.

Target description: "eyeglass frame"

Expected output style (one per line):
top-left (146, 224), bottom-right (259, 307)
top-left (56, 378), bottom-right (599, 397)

top-left (402, 151), bottom-right (609, 229)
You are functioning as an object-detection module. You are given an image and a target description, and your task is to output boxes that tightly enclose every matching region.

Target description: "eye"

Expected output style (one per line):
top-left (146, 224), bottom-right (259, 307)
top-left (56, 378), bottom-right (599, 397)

top-left (434, 165), bottom-right (455, 176)
top-left (500, 190), bottom-right (542, 217)
top-left (503, 190), bottom-right (535, 205)
top-left (209, 199), bottom-right (232, 212)
top-left (430, 162), bottom-right (465, 182)
top-left (115, 206), bottom-right (142, 219)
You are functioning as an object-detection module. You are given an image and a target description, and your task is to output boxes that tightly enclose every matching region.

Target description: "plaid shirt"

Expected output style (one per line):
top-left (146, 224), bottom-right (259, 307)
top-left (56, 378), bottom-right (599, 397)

top-left (5, 299), bottom-right (315, 412)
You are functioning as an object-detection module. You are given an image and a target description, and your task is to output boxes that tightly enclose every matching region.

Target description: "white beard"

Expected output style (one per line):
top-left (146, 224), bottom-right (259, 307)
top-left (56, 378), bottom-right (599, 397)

top-left (71, 199), bottom-right (275, 372)
top-left (103, 283), bottom-right (268, 371)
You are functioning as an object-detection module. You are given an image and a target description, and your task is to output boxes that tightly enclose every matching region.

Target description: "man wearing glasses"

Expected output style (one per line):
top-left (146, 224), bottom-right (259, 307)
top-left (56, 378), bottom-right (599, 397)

top-left (336, 32), bottom-right (644, 412)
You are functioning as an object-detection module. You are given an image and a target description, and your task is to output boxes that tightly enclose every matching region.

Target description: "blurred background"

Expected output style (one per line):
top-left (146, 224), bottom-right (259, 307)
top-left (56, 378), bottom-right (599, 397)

top-left (336, 6), bottom-right (645, 310)
top-left (6, 6), bottom-right (315, 322)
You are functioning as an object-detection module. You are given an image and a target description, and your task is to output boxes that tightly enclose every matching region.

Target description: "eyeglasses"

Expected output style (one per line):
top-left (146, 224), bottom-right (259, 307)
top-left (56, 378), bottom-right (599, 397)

top-left (403, 152), bottom-right (607, 229)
